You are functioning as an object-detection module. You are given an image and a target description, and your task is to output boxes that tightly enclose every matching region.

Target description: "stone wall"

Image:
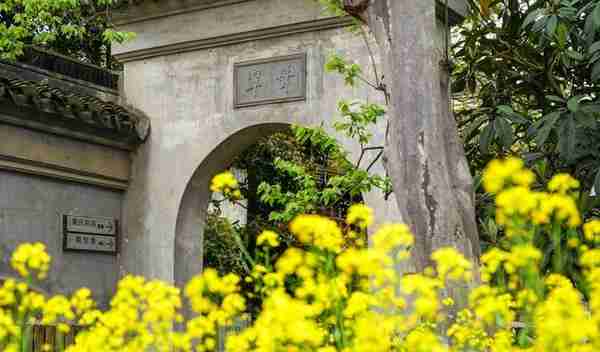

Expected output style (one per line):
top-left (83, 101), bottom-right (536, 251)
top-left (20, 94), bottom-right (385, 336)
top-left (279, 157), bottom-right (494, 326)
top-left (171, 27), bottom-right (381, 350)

top-left (0, 124), bottom-right (131, 190)
top-left (0, 170), bottom-right (121, 306)
top-left (0, 50), bottom-right (138, 305)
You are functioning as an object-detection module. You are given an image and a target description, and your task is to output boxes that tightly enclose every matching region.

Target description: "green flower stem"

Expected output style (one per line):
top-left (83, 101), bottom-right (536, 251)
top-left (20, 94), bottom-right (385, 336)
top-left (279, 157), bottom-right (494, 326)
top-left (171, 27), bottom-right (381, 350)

top-left (19, 276), bottom-right (33, 352)
top-left (551, 223), bottom-right (563, 273)
top-left (20, 323), bottom-right (32, 352)
top-left (265, 247), bottom-right (271, 269)
top-left (497, 268), bottom-right (507, 291)
top-left (324, 251), bottom-right (335, 277)
top-left (334, 299), bottom-right (346, 350)
top-left (232, 231), bottom-right (256, 269)
top-left (56, 329), bottom-right (65, 352)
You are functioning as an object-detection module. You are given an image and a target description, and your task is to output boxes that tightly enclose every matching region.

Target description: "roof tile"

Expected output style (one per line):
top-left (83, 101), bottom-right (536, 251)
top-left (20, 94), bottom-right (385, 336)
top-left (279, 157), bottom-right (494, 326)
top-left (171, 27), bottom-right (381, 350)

top-left (0, 77), bottom-right (149, 146)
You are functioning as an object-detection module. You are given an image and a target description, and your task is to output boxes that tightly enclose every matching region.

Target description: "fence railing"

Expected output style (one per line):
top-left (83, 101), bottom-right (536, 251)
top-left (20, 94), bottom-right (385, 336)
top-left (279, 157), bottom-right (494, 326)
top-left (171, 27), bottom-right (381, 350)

top-left (27, 323), bottom-right (84, 351)
top-left (217, 317), bottom-right (251, 352)
top-left (24, 319), bottom-right (250, 352)
top-left (18, 47), bottom-right (119, 90)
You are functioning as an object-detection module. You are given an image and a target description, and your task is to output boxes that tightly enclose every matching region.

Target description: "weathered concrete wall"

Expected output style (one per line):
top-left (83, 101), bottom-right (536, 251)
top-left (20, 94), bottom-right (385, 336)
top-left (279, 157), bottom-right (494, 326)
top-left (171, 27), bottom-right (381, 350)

top-left (448, 0), bottom-right (469, 17)
top-left (113, 0), bottom-right (326, 55)
top-left (113, 0), bottom-right (468, 57)
top-left (117, 0), bottom-right (455, 285)
top-left (0, 124), bottom-right (131, 190)
top-left (0, 170), bottom-right (121, 306)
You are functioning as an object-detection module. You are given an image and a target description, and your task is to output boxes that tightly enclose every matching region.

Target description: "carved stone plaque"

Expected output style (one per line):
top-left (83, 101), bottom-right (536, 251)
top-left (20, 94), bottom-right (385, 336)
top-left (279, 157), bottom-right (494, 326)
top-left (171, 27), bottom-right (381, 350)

top-left (234, 53), bottom-right (306, 108)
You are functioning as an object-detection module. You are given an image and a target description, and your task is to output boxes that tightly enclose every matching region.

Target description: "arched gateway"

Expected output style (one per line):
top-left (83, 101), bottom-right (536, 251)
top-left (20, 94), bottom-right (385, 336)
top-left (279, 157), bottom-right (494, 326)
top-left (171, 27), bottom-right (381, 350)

top-left (173, 122), bottom-right (289, 288)
top-left (113, 0), bottom-right (468, 286)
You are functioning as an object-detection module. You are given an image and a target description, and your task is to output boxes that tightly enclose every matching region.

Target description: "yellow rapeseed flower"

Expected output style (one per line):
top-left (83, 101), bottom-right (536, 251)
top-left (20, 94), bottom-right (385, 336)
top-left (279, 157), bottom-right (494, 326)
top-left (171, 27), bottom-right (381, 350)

top-left (6, 160), bottom-right (600, 352)
top-left (210, 171), bottom-right (240, 199)
top-left (276, 248), bottom-right (304, 275)
top-left (483, 157), bottom-right (532, 193)
top-left (431, 248), bottom-right (473, 282)
top-left (10, 242), bottom-right (51, 279)
top-left (70, 288), bottom-right (95, 315)
top-left (548, 173), bottom-right (580, 194)
top-left (584, 220), bottom-right (600, 241)
top-left (372, 224), bottom-right (414, 253)
top-left (257, 230), bottom-right (279, 247)
top-left (289, 214), bottom-right (343, 252)
top-left (346, 204), bottom-right (374, 229)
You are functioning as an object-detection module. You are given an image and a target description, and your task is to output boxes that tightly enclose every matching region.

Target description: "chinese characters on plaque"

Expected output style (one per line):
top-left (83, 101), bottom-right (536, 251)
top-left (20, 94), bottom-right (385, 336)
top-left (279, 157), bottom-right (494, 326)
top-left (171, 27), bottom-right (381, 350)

top-left (234, 54), bottom-right (307, 108)
top-left (63, 215), bottom-right (118, 254)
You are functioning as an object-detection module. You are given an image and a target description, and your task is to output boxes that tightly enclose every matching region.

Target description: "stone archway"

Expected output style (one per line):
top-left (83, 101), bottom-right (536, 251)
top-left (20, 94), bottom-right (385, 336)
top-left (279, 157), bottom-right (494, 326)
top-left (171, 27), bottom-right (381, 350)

top-left (173, 123), bottom-right (290, 289)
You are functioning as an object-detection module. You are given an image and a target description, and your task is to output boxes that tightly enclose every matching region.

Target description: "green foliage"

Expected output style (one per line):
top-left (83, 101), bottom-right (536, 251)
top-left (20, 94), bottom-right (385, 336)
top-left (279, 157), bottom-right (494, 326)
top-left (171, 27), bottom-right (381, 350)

top-left (251, 126), bottom-right (377, 224)
top-left (455, 0), bottom-right (600, 183)
top-left (205, 87), bottom-right (389, 295)
top-left (293, 124), bottom-right (344, 157)
top-left (454, 0), bottom-right (600, 249)
top-left (0, 21), bottom-right (26, 61)
top-left (0, 0), bottom-right (134, 66)
top-left (256, 126), bottom-right (386, 223)
top-left (334, 100), bottom-right (386, 144)
top-left (316, 0), bottom-right (345, 16)
top-left (205, 124), bottom-right (384, 312)
top-left (203, 213), bottom-right (248, 277)
top-left (325, 54), bottom-right (363, 86)
top-left (203, 211), bottom-right (276, 314)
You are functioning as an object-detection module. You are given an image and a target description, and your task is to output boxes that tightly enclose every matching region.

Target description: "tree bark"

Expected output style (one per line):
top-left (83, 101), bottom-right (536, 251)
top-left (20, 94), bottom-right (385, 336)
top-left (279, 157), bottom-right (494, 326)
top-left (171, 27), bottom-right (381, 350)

top-left (365, 0), bottom-right (480, 270)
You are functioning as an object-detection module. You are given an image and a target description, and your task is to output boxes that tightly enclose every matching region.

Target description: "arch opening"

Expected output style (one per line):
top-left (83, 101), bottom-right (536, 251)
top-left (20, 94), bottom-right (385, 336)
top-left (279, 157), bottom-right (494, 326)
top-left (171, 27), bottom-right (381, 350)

top-left (174, 122), bottom-right (366, 293)
top-left (174, 123), bottom-right (290, 289)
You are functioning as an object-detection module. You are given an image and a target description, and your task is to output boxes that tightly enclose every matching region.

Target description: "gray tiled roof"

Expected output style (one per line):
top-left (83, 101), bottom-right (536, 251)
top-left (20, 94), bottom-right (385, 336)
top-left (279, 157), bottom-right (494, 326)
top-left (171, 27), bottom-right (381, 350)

top-left (0, 76), bottom-right (149, 148)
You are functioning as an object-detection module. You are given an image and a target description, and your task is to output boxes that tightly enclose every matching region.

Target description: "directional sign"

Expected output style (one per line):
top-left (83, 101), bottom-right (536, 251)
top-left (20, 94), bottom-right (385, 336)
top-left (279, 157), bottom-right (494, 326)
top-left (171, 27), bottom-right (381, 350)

top-left (64, 233), bottom-right (117, 253)
top-left (63, 215), bottom-right (118, 255)
top-left (65, 215), bottom-right (116, 235)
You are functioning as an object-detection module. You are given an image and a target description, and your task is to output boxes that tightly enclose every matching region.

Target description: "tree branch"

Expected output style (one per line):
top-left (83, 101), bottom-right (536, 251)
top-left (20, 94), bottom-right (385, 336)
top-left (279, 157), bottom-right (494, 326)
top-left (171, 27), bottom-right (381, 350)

top-left (366, 149), bottom-right (384, 172)
top-left (343, 0), bottom-right (370, 24)
top-left (359, 25), bottom-right (381, 87)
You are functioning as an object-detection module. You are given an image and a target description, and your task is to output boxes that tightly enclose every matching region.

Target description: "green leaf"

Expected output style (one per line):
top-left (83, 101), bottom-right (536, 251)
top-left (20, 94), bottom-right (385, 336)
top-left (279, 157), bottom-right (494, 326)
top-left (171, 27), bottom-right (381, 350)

top-left (503, 113), bottom-right (529, 125)
top-left (590, 51), bottom-right (600, 64)
top-left (592, 61), bottom-right (600, 82)
top-left (522, 9), bottom-right (543, 29)
top-left (546, 15), bottom-right (558, 36)
top-left (589, 41), bottom-right (600, 54)
top-left (480, 123), bottom-right (494, 155)
top-left (558, 115), bottom-right (577, 162)
top-left (594, 168), bottom-right (600, 197)
top-left (585, 12), bottom-right (596, 46)
top-left (532, 16), bottom-right (546, 32)
top-left (566, 50), bottom-right (584, 61)
top-left (546, 95), bottom-right (565, 103)
top-left (495, 117), bottom-right (513, 149)
top-left (567, 96), bottom-right (580, 112)
top-left (496, 105), bottom-right (513, 115)
top-left (575, 111), bottom-right (596, 129)
top-left (496, 105), bottom-right (529, 124)
top-left (582, 104), bottom-right (600, 113)
top-left (534, 111), bottom-right (562, 146)
top-left (593, 3), bottom-right (600, 29)
top-left (463, 115), bottom-right (489, 141)
top-left (557, 23), bottom-right (569, 48)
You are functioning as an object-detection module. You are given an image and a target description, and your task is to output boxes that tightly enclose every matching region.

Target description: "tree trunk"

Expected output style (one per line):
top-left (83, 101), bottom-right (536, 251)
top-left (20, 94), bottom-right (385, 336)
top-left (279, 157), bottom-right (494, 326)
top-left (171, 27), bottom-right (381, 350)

top-left (366, 0), bottom-right (480, 270)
